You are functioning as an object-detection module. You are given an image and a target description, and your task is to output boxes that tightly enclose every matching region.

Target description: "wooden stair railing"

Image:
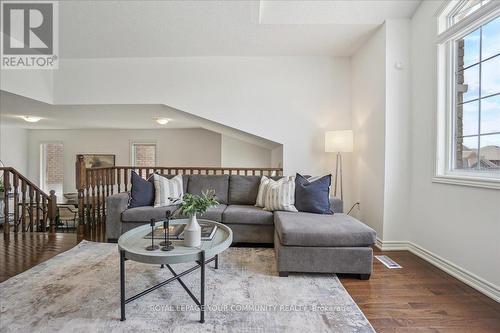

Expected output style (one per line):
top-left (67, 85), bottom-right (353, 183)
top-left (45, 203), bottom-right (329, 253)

top-left (0, 167), bottom-right (57, 237)
top-left (75, 154), bottom-right (283, 239)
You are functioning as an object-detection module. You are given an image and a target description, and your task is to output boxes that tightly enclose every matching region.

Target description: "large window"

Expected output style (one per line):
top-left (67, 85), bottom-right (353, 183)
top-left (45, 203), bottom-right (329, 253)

top-left (455, 15), bottom-right (500, 171)
top-left (436, 1), bottom-right (500, 188)
top-left (40, 143), bottom-right (64, 197)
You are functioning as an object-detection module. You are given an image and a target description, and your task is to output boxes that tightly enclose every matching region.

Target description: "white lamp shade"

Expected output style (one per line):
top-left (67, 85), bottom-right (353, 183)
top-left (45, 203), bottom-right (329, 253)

top-left (325, 130), bottom-right (353, 153)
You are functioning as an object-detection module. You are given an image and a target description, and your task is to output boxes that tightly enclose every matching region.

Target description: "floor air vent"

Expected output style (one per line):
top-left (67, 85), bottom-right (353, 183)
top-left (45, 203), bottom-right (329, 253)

top-left (375, 255), bottom-right (402, 269)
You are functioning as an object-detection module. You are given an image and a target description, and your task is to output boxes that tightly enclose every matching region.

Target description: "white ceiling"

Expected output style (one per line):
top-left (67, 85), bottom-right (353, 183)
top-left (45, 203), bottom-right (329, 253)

top-left (1, 0), bottom-right (421, 148)
top-left (0, 91), bottom-right (280, 149)
top-left (59, 0), bottom-right (421, 58)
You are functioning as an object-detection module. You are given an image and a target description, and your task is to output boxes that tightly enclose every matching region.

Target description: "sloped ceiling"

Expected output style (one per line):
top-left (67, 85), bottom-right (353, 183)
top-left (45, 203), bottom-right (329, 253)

top-left (0, 91), bottom-right (280, 149)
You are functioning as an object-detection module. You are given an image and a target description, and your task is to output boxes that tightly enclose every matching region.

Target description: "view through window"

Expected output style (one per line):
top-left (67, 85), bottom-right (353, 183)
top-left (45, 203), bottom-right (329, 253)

top-left (40, 143), bottom-right (64, 197)
top-left (455, 15), bottom-right (500, 172)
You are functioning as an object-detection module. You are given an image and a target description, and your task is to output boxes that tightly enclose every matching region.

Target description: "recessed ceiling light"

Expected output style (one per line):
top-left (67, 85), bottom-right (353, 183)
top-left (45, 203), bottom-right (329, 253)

top-left (155, 118), bottom-right (169, 125)
top-left (20, 116), bottom-right (42, 123)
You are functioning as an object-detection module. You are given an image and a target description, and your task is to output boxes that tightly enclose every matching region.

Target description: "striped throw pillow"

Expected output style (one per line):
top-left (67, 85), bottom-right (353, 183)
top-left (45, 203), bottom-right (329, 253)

top-left (263, 176), bottom-right (298, 212)
top-left (255, 176), bottom-right (272, 207)
top-left (153, 174), bottom-right (184, 207)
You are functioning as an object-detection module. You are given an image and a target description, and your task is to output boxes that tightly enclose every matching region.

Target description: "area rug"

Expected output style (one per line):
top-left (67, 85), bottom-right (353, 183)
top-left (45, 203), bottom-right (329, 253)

top-left (0, 241), bottom-right (374, 333)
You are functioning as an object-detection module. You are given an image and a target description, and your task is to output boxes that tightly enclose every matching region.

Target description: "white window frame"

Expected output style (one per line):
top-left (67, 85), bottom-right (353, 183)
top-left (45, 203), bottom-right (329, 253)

top-left (130, 141), bottom-right (158, 167)
top-left (434, 0), bottom-right (500, 189)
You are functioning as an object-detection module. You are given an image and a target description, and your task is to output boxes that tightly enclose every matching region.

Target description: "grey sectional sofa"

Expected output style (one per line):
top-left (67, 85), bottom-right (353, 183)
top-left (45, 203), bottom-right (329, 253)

top-left (106, 174), bottom-right (376, 279)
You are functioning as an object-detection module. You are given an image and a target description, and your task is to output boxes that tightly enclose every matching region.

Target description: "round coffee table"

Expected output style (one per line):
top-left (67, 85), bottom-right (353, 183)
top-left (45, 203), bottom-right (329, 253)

top-left (118, 219), bottom-right (232, 323)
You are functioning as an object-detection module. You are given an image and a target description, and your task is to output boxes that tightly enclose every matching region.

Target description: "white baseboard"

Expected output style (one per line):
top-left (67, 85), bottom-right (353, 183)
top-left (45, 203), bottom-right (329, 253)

top-left (375, 238), bottom-right (407, 251)
top-left (376, 238), bottom-right (500, 303)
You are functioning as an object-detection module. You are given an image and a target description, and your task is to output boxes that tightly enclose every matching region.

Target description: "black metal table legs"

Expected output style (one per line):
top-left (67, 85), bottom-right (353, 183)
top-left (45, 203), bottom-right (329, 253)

top-left (119, 250), bottom-right (215, 323)
top-left (120, 250), bottom-right (126, 321)
top-left (200, 251), bottom-right (205, 323)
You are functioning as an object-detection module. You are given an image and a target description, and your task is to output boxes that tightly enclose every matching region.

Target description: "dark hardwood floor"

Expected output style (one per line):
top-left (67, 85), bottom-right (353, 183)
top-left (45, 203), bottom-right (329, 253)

top-left (0, 232), bottom-right (79, 283)
top-left (340, 248), bottom-right (500, 332)
top-left (1, 232), bottom-right (499, 332)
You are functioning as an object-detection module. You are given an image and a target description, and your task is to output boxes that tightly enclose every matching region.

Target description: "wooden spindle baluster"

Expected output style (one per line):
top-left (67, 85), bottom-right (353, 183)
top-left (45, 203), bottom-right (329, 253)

top-left (96, 170), bottom-right (102, 226)
top-left (109, 168), bottom-right (113, 194)
top-left (48, 190), bottom-right (57, 233)
top-left (3, 170), bottom-right (10, 237)
top-left (35, 192), bottom-right (40, 231)
top-left (102, 170), bottom-right (107, 226)
top-left (124, 169), bottom-right (128, 192)
top-left (21, 180), bottom-right (26, 232)
top-left (85, 173), bottom-right (91, 235)
top-left (105, 169), bottom-right (110, 198)
top-left (42, 196), bottom-right (48, 231)
top-left (29, 186), bottom-right (34, 232)
top-left (91, 171), bottom-right (96, 228)
top-left (117, 168), bottom-right (121, 193)
top-left (13, 173), bottom-right (19, 233)
top-left (113, 168), bottom-right (117, 194)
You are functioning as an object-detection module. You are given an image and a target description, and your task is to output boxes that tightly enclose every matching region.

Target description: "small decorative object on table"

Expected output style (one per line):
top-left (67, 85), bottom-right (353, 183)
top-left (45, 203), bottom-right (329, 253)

top-left (145, 219), bottom-right (159, 251)
top-left (160, 211), bottom-right (174, 251)
top-left (179, 189), bottom-right (219, 247)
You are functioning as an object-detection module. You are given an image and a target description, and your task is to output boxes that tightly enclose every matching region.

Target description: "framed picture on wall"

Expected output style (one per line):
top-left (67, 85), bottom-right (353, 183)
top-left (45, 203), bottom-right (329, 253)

top-left (80, 154), bottom-right (116, 168)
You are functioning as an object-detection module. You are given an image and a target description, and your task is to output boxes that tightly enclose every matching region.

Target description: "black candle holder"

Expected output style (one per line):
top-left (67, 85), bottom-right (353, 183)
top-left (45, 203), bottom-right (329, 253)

top-left (145, 219), bottom-right (159, 251)
top-left (161, 211), bottom-right (174, 251)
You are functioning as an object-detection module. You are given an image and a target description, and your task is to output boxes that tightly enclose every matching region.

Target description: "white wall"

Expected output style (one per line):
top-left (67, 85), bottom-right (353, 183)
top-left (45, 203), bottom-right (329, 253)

top-left (0, 125), bottom-right (28, 174)
top-left (351, 25), bottom-right (387, 237)
top-left (410, 1), bottom-right (500, 288)
top-left (0, 70), bottom-right (53, 104)
top-left (50, 56), bottom-right (352, 178)
top-left (382, 19), bottom-right (412, 242)
top-left (350, 18), bottom-right (412, 242)
top-left (221, 135), bottom-right (271, 168)
top-left (27, 129), bottom-right (222, 193)
top-left (271, 145), bottom-right (284, 169)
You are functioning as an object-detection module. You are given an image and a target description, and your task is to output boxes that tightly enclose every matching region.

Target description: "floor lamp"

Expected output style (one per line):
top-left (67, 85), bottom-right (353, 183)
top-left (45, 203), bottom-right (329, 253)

top-left (325, 130), bottom-right (353, 201)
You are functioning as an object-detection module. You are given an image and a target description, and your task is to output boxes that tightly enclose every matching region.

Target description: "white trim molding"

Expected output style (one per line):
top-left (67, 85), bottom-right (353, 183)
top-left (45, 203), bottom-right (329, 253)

top-left (432, 174), bottom-right (500, 190)
top-left (376, 238), bottom-right (500, 303)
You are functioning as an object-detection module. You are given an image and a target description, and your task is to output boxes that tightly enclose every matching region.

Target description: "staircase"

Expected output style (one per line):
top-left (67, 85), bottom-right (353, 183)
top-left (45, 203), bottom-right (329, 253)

top-left (0, 167), bottom-right (57, 237)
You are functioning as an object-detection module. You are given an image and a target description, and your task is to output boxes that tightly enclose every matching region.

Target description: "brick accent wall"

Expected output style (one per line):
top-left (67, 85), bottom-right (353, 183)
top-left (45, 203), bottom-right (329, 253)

top-left (133, 144), bottom-right (156, 167)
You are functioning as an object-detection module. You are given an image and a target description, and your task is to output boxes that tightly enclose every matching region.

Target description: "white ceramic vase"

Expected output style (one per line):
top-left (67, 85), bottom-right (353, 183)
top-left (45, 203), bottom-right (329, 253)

top-left (184, 214), bottom-right (201, 247)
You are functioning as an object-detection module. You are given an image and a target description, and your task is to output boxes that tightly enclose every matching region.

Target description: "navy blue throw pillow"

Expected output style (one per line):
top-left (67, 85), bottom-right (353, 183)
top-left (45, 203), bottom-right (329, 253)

top-left (294, 173), bottom-right (332, 214)
top-left (128, 171), bottom-right (155, 208)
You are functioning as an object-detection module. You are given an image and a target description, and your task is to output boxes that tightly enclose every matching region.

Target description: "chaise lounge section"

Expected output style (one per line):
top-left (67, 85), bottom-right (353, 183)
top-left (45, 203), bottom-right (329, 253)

top-left (274, 211), bottom-right (376, 279)
top-left (106, 174), bottom-right (376, 278)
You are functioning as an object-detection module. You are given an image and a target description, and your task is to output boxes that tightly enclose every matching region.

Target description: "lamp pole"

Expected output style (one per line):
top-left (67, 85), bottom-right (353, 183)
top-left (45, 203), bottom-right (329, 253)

top-left (325, 130), bottom-right (352, 202)
top-left (333, 152), bottom-right (343, 201)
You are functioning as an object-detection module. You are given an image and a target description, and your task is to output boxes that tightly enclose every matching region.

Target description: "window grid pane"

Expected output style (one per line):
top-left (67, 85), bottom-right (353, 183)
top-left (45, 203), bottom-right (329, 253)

top-left (455, 15), bottom-right (500, 173)
top-left (132, 144), bottom-right (156, 167)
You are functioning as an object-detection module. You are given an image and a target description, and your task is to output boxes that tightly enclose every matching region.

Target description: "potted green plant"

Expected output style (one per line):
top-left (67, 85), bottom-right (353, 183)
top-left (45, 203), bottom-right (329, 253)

top-left (179, 189), bottom-right (218, 247)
